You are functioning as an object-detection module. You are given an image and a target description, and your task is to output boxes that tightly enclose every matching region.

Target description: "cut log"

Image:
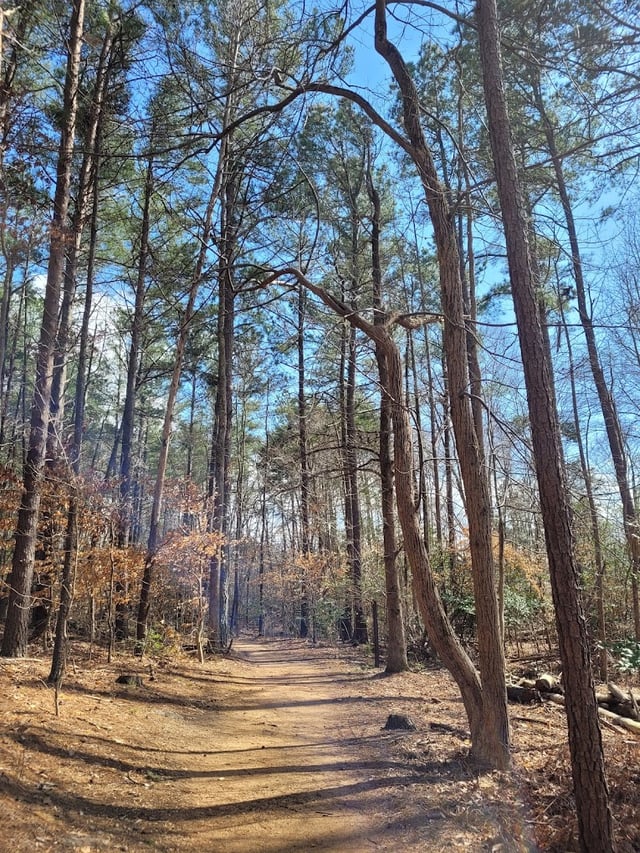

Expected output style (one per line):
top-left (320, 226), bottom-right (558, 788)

top-left (607, 682), bottom-right (628, 704)
top-left (547, 691), bottom-right (640, 734)
top-left (598, 707), bottom-right (640, 734)
top-left (507, 685), bottom-right (541, 704)
top-left (595, 686), bottom-right (639, 720)
top-left (534, 673), bottom-right (563, 694)
top-left (596, 689), bottom-right (614, 704)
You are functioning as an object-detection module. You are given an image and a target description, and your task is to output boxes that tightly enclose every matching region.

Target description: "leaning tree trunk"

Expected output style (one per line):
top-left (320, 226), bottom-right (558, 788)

top-left (273, 267), bottom-right (504, 767)
top-left (475, 1), bottom-right (614, 849)
top-left (373, 0), bottom-right (510, 769)
top-left (1, 0), bottom-right (85, 658)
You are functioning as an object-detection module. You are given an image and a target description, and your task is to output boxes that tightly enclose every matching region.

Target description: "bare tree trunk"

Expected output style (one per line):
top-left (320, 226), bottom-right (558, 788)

top-left (559, 300), bottom-right (608, 681)
top-left (488, 428), bottom-right (507, 643)
top-left (119, 146), bottom-right (154, 549)
top-left (230, 392), bottom-right (247, 636)
top-left (368, 166), bottom-right (408, 672)
top-left (258, 384), bottom-right (270, 637)
top-left (405, 328), bottom-right (430, 541)
top-left (441, 355), bottom-right (456, 579)
top-left (409, 211), bottom-right (444, 552)
top-left (48, 23), bottom-right (116, 460)
top-left (533, 78), bottom-right (639, 641)
top-left (425, 330), bottom-right (443, 548)
top-left (186, 368), bottom-right (197, 480)
top-left (476, 1), bottom-right (614, 847)
top-left (0, 257), bottom-right (13, 447)
top-left (337, 203), bottom-right (368, 645)
top-left (136, 166), bottom-right (221, 645)
top-left (373, 0), bottom-right (509, 768)
top-left (2, 274), bottom-right (30, 463)
top-left (208, 172), bottom-right (236, 648)
top-left (297, 285), bottom-right (310, 637)
top-left (344, 321), bottom-right (367, 644)
top-left (1, 0), bottom-right (85, 657)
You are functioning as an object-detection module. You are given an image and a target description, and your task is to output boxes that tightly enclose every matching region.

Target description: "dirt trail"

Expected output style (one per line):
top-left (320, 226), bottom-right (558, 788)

top-left (0, 637), bottom-right (542, 852)
top-left (161, 637), bottom-right (415, 852)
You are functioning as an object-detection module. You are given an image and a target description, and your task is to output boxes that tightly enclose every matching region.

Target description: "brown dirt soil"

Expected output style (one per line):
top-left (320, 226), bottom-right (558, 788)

top-left (0, 636), bottom-right (638, 853)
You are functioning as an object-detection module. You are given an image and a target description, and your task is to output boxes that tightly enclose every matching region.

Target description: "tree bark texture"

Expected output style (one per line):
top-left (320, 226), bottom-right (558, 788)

top-left (373, 0), bottom-right (510, 768)
top-left (475, 1), bottom-right (614, 848)
top-left (368, 166), bottom-right (408, 672)
top-left (119, 147), bottom-right (154, 549)
top-left (278, 266), bottom-right (504, 767)
top-left (533, 78), bottom-right (640, 641)
top-left (1, 0), bottom-right (85, 657)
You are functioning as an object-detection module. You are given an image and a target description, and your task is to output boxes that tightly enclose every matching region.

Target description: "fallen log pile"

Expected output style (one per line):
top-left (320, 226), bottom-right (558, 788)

top-left (508, 673), bottom-right (640, 734)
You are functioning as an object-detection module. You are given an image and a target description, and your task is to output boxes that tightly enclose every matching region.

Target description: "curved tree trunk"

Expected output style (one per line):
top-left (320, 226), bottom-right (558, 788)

top-left (373, 0), bottom-right (509, 769)
top-left (274, 265), bottom-right (506, 767)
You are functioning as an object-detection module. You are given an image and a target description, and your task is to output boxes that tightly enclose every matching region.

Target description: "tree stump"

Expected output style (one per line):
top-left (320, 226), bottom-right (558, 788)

top-left (383, 713), bottom-right (416, 730)
top-left (116, 674), bottom-right (143, 687)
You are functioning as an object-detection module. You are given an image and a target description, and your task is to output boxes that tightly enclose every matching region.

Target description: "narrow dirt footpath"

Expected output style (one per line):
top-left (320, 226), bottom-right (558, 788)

top-left (0, 637), bottom-right (538, 852)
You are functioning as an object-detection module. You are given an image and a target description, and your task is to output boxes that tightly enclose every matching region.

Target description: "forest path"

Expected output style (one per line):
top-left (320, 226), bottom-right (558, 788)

top-left (164, 636), bottom-right (420, 852)
top-left (0, 636), bottom-right (539, 852)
